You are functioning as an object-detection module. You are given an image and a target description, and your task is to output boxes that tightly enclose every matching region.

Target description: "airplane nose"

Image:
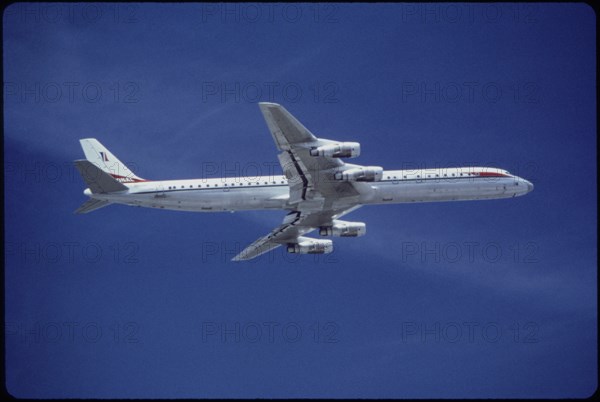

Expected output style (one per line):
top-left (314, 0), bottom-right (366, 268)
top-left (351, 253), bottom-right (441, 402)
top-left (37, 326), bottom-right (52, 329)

top-left (525, 180), bottom-right (534, 193)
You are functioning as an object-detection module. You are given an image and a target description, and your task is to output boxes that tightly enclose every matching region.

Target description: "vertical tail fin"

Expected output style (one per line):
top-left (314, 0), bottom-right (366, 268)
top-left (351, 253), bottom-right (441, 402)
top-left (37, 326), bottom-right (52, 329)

top-left (79, 138), bottom-right (145, 183)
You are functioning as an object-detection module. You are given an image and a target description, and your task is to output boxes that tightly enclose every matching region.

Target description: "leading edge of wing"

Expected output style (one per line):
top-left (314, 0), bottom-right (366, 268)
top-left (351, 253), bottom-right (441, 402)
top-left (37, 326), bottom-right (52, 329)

top-left (232, 211), bottom-right (308, 261)
top-left (231, 241), bottom-right (281, 261)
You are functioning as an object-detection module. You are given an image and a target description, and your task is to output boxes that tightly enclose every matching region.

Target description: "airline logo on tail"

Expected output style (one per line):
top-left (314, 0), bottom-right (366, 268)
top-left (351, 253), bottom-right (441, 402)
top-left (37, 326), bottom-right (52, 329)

top-left (111, 174), bottom-right (142, 183)
top-left (78, 138), bottom-right (147, 185)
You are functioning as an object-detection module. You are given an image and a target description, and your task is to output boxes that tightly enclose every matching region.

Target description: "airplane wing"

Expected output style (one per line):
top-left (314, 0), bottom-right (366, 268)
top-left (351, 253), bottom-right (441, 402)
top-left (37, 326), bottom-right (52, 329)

top-left (232, 206), bottom-right (361, 261)
top-left (234, 103), bottom-right (368, 261)
top-left (259, 102), bottom-right (360, 208)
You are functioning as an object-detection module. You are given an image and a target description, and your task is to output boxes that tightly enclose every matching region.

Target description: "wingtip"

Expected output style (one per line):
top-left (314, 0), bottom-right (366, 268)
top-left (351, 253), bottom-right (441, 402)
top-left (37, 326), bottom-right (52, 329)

top-left (231, 252), bottom-right (243, 262)
top-left (258, 102), bottom-right (280, 108)
top-left (232, 251), bottom-right (254, 261)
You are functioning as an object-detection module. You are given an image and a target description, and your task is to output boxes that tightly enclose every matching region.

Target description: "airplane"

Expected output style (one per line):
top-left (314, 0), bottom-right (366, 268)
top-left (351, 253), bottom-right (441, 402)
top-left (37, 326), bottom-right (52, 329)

top-left (74, 102), bottom-right (534, 261)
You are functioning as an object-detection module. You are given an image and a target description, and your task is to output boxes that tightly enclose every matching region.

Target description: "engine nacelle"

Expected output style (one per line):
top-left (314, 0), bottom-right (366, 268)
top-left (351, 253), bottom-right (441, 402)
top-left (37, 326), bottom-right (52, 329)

top-left (286, 239), bottom-right (333, 254)
top-left (319, 220), bottom-right (366, 237)
top-left (334, 166), bottom-right (383, 182)
top-left (309, 142), bottom-right (360, 158)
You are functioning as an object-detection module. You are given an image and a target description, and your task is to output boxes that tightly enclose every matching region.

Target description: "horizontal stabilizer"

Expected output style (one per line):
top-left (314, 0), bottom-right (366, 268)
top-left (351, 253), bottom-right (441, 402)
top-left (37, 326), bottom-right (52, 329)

top-left (75, 199), bottom-right (111, 214)
top-left (74, 160), bottom-right (128, 194)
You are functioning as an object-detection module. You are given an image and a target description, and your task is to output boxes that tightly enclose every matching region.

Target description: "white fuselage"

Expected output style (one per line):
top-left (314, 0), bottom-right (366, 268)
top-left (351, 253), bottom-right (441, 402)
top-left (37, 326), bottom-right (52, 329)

top-left (87, 167), bottom-right (534, 212)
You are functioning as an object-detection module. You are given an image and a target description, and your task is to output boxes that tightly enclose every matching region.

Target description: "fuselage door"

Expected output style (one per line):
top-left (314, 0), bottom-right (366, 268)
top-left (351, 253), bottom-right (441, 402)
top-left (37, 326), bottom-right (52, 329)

top-left (154, 183), bottom-right (166, 198)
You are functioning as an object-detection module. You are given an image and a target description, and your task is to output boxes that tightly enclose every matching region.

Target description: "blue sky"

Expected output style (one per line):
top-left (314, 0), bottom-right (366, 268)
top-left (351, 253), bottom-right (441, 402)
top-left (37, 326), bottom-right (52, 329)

top-left (3, 3), bottom-right (596, 398)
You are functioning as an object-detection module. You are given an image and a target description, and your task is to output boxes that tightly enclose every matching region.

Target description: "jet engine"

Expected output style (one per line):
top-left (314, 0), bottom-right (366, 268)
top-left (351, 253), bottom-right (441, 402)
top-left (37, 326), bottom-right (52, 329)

top-left (286, 238), bottom-right (333, 254)
top-left (334, 166), bottom-right (383, 182)
top-left (319, 220), bottom-right (366, 237)
top-left (309, 142), bottom-right (360, 158)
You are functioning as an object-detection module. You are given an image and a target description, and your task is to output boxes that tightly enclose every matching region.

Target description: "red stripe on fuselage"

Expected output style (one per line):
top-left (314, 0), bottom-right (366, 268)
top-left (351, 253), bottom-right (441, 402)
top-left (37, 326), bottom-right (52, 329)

top-left (475, 172), bottom-right (510, 177)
